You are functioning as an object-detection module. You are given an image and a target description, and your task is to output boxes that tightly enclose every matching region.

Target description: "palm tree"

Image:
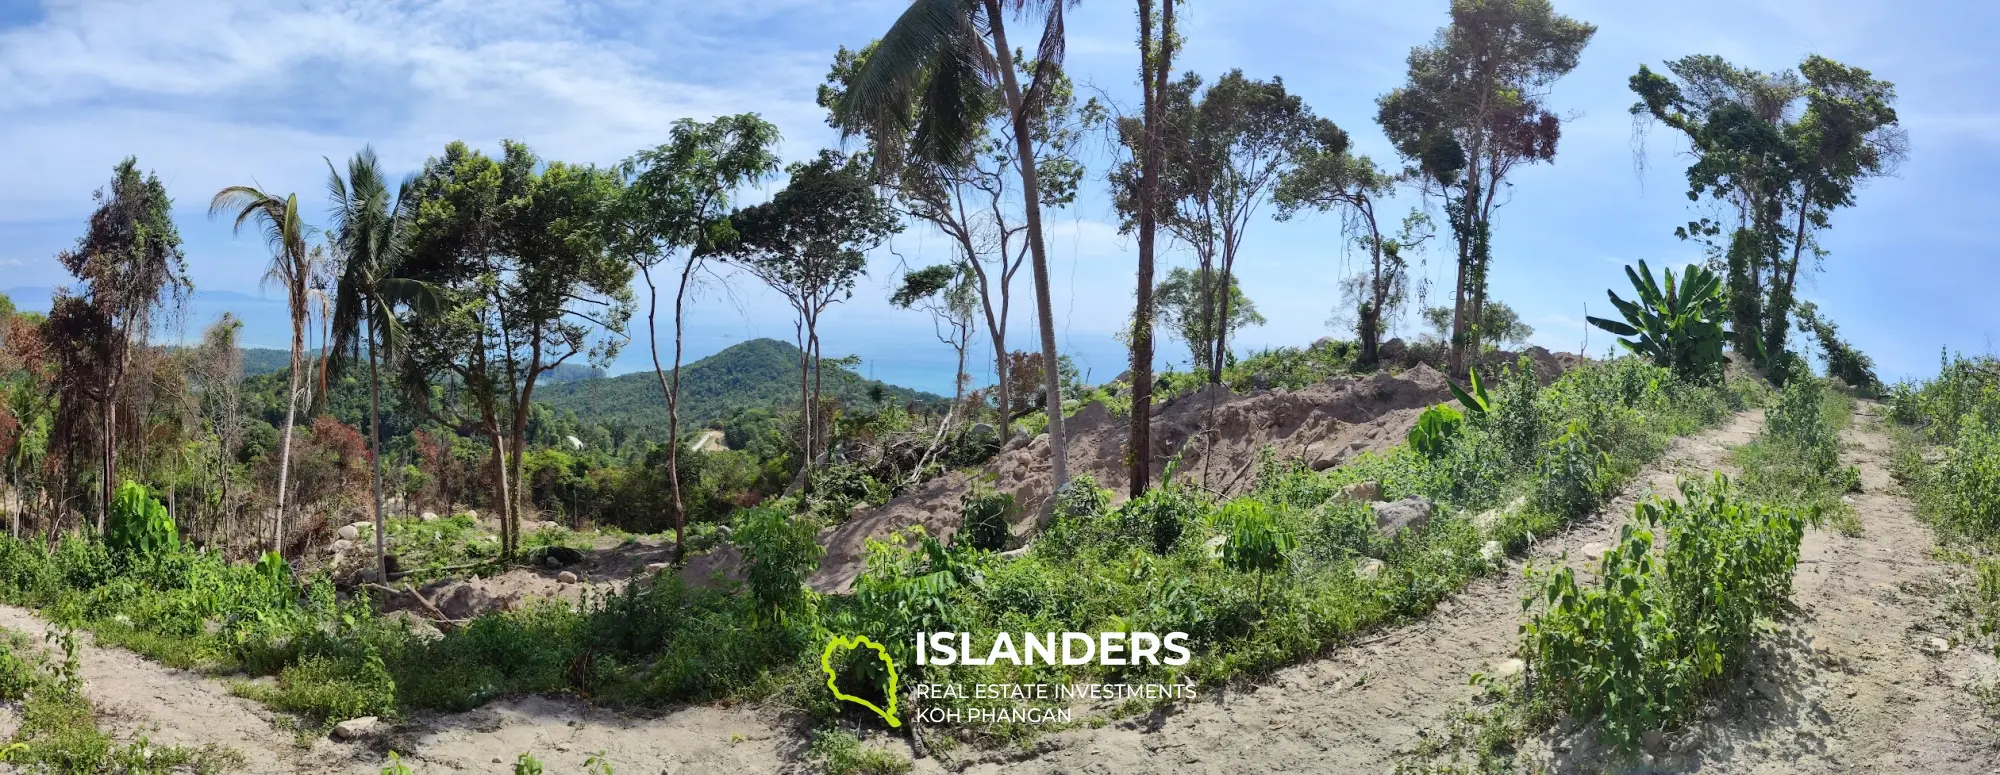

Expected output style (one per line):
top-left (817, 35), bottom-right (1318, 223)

top-left (209, 185), bottom-right (312, 556)
top-left (326, 147), bottom-right (435, 584)
top-left (837, 0), bottom-right (1078, 491)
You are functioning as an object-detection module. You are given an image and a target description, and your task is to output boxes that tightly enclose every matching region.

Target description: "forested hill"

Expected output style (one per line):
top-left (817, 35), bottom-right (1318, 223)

top-left (535, 338), bottom-right (942, 433)
top-left (239, 347), bottom-right (601, 383)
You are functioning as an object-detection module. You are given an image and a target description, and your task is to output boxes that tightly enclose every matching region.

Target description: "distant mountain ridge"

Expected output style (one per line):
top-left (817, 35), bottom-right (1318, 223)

top-left (536, 338), bottom-right (942, 435)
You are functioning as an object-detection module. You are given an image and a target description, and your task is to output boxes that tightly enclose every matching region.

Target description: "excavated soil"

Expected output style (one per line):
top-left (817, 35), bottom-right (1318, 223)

top-left (811, 364), bottom-right (1459, 593)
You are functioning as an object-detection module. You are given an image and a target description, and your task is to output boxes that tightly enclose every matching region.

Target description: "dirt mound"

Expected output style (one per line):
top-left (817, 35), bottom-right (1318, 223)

top-left (808, 365), bottom-right (1456, 593)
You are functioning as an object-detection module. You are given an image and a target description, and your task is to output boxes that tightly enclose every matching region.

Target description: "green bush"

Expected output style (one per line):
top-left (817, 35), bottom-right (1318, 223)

top-left (1534, 420), bottom-right (1613, 522)
top-left (107, 481), bottom-right (179, 559)
top-left (735, 506), bottom-right (825, 624)
top-left (1408, 405), bottom-right (1463, 460)
top-left (1523, 474), bottom-right (1804, 750)
top-left (958, 486), bottom-right (1015, 552)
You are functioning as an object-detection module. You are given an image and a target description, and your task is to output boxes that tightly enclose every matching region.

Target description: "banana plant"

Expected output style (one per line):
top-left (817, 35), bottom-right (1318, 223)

top-left (1449, 367), bottom-right (1493, 417)
top-left (1586, 260), bottom-right (1732, 383)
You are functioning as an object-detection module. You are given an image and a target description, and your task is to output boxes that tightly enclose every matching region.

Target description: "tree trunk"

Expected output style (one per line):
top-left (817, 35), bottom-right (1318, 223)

top-left (984, 0), bottom-right (1070, 491)
top-left (1130, 0), bottom-right (1172, 498)
top-left (667, 263), bottom-right (696, 557)
top-left (365, 310), bottom-right (390, 584)
top-left (273, 316), bottom-right (303, 555)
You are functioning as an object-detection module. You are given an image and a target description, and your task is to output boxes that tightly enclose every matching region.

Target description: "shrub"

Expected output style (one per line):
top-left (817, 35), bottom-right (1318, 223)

top-left (957, 486), bottom-right (1015, 552)
top-left (1523, 474), bottom-right (1804, 750)
top-left (1585, 260), bottom-right (1730, 383)
top-left (107, 481), bottom-right (179, 559)
top-left (1534, 420), bottom-right (1613, 522)
top-left (735, 506), bottom-right (825, 624)
top-left (1215, 500), bottom-right (1295, 604)
top-left (1408, 405), bottom-right (1463, 460)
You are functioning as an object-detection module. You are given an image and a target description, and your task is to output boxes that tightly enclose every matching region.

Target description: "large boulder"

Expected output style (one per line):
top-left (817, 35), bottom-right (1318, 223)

top-left (432, 583), bottom-right (493, 621)
top-left (1371, 496), bottom-right (1434, 537)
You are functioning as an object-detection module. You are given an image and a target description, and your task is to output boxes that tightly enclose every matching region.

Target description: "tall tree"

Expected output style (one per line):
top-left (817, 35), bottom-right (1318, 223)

top-left (613, 115), bottom-right (780, 557)
top-left (1274, 124), bottom-right (1429, 365)
top-left (399, 141), bottom-right (632, 558)
top-left (721, 150), bottom-right (901, 484)
top-left (836, 0), bottom-right (1082, 490)
top-left (820, 42), bottom-right (1095, 438)
top-left (1119, 70), bottom-right (1318, 384)
top-left (1127, 0), bottom-right (1176, 497)
top-left (327, 146), bottom-right (437, 581)
top-left (891, 263), bottom-right (978, 412)
top-left (1630, 54), bottom-right (1902, 361)
top-left (1153, 266), bottom-right (1264, 374)
top-left (60, 158), bottom-right (190, 536)
top-left (1376, 0), bottom-right (1595, 374)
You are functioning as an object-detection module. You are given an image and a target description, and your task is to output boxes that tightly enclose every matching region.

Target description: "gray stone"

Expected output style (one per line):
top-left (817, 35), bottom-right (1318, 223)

top-left (970, 423), bottom-right (996, 437)
top-left (1033, 433), bottom-right (1050, 447)
top-left (1334, 480), bottom-right (1381, 504)
top-left (331, 539), bottom-right (354, 554)
top-left (1250, 373), bottom-right (1270, 391)
top-left (420, 511), bottom-right (440, 523)
top-left (1354, 558), bottom-right (1385, 581)
top-left (331, 716), bottom-right (379, 741)
top-left (336, 525), bottom-right (360, 541)
top-left (545, 556), bottom-right (563, 569)
top-left (384, 611), bottom-right (442, 642)
top-left (1312, 337), bottom-right (1337, 351)
top-left (1370, 496), bottom-right (1434, 537)
top-left (557, 571), bottom-right (579, 584)
top-left (644, 562), bottom-right (671, 574)
top-left (1640, 729), bottom-right (1666, 753)
top-left (464, 509), bottom-right (478, 520)
top-left (432, 583), bottom-right (493, 621)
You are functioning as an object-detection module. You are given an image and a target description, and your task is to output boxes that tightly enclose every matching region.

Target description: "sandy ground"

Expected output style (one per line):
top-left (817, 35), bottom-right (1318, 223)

top-left (5, 404), bottom-right (1997, 774)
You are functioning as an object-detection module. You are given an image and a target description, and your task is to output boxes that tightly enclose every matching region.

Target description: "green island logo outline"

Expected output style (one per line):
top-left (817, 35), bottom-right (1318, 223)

top-left (820, 634), bottom-right (902, 727)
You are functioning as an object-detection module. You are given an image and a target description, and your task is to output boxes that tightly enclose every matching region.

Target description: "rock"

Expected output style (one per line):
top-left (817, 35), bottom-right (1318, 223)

top-left (1334, 480), bottom-right (1381, 504)
top-left (1640, 729), bottom-right (1666, 753)
top-left (1251, 373), bottom-right (1270, 391)
top-left (1580, 542), bottom-right (1608, 564)
top-left (1354, 558), bottom-right (1385, 581)
top-left (384, 611), bottom-right (442, 642)
top-left (420, 511), bottom-right (440, 523)
top-left (336, 525), bottom-right (360, 541)
top-left (1472, 497), bottom-right (1527, 534)
top-left (1005, 430), bottom-right (1031, 451)
top-left (331, 716), bottom-right (379, 741)
top-left (1033, 433), bottom-right (1050, 447)
top-left (1070, 401), bottom-right (1113, 432)
top-left (332, 539), bottom-right (354, 553)
top-left (1490, 658), bottom-right (1525, 680)
top-left (1924, 636), bottom-right (1950, 654)
top-left (545, 556), bottom-right (563, 569)
top-left (1370, 496), bottom-right (1434, 537)
top-left (1312, 337), bottom-right (1336, 350)
top-left (970, 423), bottom-right (996, 437)
top-left (645, 562), bottom-right (671, 574)
top-left (1378, 338), bottom-right (1409, 363)
top-left (432, 583), bottom-right (494, 621)
top-left (464, 509), bottom-right (478, 520)
top-left (1480, 541), bottom-right (1505, 564)
top-left (557, 571), bottom-right (579, 584)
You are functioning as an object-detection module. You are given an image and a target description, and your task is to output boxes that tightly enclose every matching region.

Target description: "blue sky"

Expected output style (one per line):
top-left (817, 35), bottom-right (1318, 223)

top-left (0, 0), bottom-right (1991, 395)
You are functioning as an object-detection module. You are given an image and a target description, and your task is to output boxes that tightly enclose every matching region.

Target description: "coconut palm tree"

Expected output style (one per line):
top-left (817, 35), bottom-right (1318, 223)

top-left (836, 0), bottom-right (1079, 490)
top-left (326, 147), bottom-right (436, 583)
top-left (209, 185), bottom-right (312, 555)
